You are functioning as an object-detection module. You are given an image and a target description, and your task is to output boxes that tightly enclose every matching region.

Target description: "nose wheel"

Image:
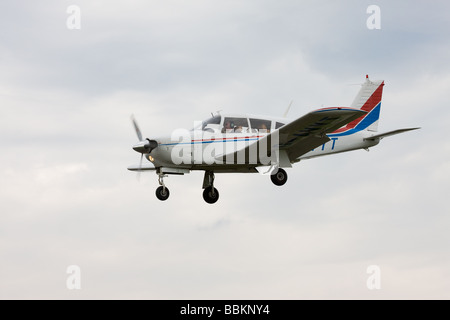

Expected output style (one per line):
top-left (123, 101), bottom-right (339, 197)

top-left (155, 185), bottom-right (170, 201)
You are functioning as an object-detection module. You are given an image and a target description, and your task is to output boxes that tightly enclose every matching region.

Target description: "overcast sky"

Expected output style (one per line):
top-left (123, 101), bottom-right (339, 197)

top-left (1, 0), bottom-right (449, 299)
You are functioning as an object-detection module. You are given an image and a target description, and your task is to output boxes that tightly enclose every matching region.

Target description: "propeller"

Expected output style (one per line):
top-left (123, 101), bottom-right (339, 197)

top-left (137, 153), bottom-right (144, 181)
top-left (132, 115), bottom-right (143, 141)
top-left (130, 115), bottom-right (158, 179)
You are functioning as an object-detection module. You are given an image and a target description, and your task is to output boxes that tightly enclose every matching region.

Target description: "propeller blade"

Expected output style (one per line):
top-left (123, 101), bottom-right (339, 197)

top-left (131, 114), bottom-right (143, 141)
top-left (137, 153), bottom-right (143, 181)
top-left (130, 114), bottom-right (159, 154)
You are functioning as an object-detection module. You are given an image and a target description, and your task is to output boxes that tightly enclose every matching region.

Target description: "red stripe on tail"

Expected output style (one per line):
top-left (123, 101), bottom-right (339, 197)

top-left (342, 81), bottom-right (384, 130)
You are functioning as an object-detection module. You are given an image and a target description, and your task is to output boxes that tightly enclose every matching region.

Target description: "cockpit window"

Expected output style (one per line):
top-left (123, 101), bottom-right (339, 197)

top-left (222, 117), bottom-right (249, 133)
top-left (250, 118), bottom-right (271, 133)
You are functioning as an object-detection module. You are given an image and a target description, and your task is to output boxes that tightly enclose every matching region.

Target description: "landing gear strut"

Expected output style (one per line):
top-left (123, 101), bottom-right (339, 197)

top-left (155, 172), bottom-right (170, 201)
top-left (202, 171), bottom-right (219, 204)
top-left (271, 168), bottom-right (288, 186)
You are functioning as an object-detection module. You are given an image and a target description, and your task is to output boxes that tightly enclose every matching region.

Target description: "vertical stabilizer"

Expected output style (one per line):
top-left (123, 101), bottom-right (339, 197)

top-left (348, 75), bottom-right (384, 132)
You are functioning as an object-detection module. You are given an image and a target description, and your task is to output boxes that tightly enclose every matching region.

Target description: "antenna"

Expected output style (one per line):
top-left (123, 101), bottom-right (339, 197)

top-left (283, 100), bottom-right (293, 118)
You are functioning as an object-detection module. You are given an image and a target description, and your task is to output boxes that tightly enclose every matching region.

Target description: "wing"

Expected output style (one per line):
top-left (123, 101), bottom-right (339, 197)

top-left (216, 107), bottom-right (366, 165)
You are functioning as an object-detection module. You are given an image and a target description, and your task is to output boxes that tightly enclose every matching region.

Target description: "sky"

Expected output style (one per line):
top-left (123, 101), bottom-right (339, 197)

top-left (0, 0), bottom-right (449, 299)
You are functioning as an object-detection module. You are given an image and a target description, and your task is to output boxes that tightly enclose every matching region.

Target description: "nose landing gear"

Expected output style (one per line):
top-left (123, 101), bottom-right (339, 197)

top-left (155, 172), bottom-right (170, 201)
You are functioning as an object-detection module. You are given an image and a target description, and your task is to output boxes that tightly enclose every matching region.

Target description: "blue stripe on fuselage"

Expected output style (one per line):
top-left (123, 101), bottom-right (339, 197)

top-left (160, 137), bottom-right (260, 146)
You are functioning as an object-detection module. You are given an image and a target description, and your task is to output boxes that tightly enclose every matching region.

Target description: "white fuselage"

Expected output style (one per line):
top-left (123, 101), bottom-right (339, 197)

top-left (146, 114), bottom-right (379, 172)
top-left (300, 130), bottom-right (379, 160)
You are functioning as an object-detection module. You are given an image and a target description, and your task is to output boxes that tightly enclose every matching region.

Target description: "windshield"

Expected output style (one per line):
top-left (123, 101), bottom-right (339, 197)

top-left (191, 115), bottom-right (222, 131)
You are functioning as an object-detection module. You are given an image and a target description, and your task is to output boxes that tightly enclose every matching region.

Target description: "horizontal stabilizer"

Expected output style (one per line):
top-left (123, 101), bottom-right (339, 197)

top-left (364, 127), bottom-right (420, 141)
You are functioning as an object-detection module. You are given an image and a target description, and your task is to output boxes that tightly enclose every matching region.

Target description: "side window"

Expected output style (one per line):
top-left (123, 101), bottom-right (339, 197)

top-left (275, 122), bottom-right (285, 129)
top-left (222, 117), bottom-right (250, 133)
top-left (250, 118), bottom-right (271, 133)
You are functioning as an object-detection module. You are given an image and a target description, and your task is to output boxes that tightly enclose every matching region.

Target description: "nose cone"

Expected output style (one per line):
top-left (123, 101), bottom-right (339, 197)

top-left (132, 139), bottom-right (158, 154)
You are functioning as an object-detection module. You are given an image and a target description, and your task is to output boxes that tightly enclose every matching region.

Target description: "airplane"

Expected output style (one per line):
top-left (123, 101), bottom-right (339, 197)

top-left (128, 75), bottom-right (419, 204)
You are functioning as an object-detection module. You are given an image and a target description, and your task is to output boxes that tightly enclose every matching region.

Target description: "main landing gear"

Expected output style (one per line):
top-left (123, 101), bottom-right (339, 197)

top-left (153, 168), bottom-right (287, 203)
top-left (202, 171), bottom-right (219, 204)
top-left (270, 168), bottom-right (288, 186)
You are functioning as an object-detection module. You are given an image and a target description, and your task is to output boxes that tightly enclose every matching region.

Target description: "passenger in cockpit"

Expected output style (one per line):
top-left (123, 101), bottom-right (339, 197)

top-left (259, 123), bottom-right (269, 133)
top-left (223, 120), bottom-right (233, 133)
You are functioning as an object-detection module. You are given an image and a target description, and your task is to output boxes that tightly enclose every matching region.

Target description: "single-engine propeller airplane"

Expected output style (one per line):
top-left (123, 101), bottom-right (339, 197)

top-left (128, 75), bottom-right (419, 204)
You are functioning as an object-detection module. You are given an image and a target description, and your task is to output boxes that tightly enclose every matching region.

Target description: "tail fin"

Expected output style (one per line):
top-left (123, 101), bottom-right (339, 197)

top-left (347, 75), bottom-right (384, 132)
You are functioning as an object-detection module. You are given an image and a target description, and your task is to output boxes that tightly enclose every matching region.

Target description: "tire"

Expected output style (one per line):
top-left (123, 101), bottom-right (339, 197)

top-left (203, 186), bottom-right (219, 204)
top-left (155, 186), bottom-right (170, 201)
top-left (270, 168), bottom-right (288, 186)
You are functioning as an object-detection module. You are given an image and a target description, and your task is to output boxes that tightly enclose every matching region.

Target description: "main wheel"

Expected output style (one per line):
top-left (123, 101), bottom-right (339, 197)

top-left (271, 168), bottom-right (288, 186)
top-left (203, 186), bottom-right (219, 204)
top-left (155, 186), bottom-right (170, 201)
